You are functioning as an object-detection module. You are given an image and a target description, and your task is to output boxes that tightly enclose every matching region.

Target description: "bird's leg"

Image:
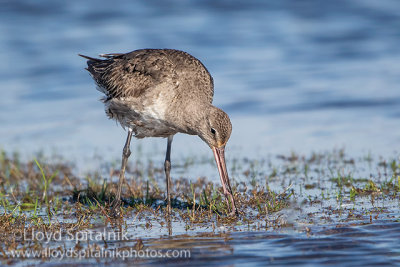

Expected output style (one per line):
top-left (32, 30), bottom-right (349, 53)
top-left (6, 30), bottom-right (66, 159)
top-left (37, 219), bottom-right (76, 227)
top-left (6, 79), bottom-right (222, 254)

top-left (111, 128), bottom-right (133, 216)
top-left (164, 135), bottom-right (173, 214)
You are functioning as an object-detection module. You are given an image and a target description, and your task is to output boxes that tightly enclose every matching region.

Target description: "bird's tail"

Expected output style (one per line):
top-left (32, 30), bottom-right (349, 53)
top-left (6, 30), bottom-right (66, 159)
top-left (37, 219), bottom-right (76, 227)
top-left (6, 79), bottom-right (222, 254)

top-left (78, 54), bottom-right (101, 61)
top-left (78, 54), bottom-right (110, 75)
top-left (78, 54), bottom-right (113, 90)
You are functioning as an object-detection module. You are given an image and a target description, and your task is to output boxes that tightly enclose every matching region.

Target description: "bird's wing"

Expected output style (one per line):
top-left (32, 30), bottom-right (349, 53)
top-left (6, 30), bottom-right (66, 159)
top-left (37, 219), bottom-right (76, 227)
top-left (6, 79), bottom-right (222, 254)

top-left (162, 49), bottom-right (214, 102)
top-left (80, 49), bottom-right (177, 99)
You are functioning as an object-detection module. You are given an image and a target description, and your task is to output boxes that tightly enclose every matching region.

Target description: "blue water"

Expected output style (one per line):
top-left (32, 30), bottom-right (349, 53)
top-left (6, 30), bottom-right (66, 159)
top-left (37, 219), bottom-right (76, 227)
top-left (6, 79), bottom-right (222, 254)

top-left (1, 1), bottom-right (400, 265)
top-left (1, 0), bottom-right (400, 164)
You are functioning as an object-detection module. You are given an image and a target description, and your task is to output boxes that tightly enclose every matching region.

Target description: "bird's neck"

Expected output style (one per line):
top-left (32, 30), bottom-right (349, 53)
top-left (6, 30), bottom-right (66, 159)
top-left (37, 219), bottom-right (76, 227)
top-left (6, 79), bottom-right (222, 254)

top-left (174, 102), bottom-right (212, 135)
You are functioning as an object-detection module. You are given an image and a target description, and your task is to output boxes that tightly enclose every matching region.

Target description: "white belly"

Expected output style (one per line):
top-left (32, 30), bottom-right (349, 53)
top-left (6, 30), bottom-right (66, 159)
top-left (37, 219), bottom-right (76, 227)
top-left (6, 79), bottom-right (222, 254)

top-left (105, 97), bottom-right (178, 138)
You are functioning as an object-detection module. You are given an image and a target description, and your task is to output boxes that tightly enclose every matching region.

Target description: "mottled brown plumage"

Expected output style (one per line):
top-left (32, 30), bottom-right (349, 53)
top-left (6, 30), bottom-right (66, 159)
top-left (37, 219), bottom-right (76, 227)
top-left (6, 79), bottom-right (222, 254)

top-left (84, 49), bottom-right (213, 100)
top-left (79, 49), bottom-right (237, 216)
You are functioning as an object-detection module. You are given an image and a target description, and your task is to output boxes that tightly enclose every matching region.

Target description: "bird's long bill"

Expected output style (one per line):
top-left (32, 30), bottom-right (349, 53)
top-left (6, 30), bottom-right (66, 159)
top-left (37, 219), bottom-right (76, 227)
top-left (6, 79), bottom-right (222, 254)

top-left (212, 146), bottom-right (233, 196)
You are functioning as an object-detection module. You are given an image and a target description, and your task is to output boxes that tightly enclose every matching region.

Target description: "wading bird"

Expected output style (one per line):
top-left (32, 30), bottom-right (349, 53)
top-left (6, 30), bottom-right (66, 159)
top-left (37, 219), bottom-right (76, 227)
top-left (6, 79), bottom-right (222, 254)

top-left (79, 49), bottom-right (237, 216)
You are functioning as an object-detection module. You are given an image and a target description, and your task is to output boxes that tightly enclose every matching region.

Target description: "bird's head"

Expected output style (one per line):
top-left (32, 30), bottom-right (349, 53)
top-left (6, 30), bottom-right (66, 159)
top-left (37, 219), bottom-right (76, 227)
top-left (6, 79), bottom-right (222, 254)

top-left (197, 106), bottom-right (232, 149)
top-left (196, 106), bottom-right (237, 215)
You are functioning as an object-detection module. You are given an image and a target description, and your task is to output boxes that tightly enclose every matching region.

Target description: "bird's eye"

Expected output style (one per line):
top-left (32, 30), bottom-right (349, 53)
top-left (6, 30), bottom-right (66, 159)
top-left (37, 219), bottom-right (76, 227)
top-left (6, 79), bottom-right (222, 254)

top-left (210, 128), bottom-right (216, 134)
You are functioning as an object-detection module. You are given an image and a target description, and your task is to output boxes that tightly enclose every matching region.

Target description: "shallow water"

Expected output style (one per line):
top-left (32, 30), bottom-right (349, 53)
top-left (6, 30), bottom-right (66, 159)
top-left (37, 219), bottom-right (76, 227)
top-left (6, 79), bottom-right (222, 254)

top-left (144, 222), bottom-right (400, 266)
top-left (2, 150), bottom-right (400, 266)
top-left (8, 221), bottom-right (400, 266)
top-left (1, 0), bottom-right (400, 266)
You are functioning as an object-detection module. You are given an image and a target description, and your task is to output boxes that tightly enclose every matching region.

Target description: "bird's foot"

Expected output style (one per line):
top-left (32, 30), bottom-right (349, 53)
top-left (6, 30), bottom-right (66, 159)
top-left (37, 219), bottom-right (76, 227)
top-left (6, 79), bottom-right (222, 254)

top-left (110, 198), bottom-right (122, 218)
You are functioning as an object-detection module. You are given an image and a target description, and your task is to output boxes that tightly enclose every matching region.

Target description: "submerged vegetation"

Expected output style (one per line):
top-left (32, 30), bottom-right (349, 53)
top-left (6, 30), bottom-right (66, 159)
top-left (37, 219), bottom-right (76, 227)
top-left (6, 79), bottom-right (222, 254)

top-left (0, 148), bottom-right (399, 263)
